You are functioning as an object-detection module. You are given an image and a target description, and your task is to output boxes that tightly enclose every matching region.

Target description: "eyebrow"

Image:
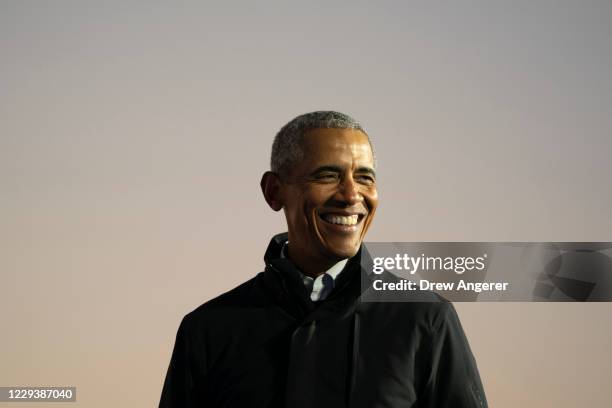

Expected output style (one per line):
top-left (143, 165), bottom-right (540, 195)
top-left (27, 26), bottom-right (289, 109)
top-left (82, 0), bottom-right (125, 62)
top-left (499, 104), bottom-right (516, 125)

top-left (357, 167), bottom-right (377, 178)
top-left (310, 165), bottom-right (376, 178)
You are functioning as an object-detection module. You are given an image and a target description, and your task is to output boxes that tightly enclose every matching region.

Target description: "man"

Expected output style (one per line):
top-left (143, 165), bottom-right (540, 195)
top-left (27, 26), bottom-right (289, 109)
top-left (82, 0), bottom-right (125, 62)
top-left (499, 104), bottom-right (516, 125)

top-left (159, 111), bottom-right (487, 407)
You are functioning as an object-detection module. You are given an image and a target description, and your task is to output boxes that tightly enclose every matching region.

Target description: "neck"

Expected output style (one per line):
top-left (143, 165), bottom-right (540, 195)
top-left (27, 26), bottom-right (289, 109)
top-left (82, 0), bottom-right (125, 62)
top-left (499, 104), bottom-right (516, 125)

top-left (287, 247), bottom-right (345, 278)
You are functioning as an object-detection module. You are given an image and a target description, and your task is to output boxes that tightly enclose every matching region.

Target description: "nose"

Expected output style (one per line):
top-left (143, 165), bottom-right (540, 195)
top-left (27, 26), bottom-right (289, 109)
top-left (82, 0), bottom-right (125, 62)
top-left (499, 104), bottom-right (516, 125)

top-left (336, 175), bottom-right (363, 206)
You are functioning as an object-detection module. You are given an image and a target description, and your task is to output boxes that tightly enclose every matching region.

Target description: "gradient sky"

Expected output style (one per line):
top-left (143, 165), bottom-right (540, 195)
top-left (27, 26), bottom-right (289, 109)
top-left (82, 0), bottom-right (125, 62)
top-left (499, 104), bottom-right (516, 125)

top-left (2, 1), bottom-right (612, 407)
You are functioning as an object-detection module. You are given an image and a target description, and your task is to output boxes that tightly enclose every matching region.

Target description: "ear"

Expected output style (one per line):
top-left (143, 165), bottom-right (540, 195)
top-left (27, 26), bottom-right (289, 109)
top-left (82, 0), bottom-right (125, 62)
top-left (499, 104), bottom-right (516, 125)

top-left (260, 171), bottom-right (284, 211)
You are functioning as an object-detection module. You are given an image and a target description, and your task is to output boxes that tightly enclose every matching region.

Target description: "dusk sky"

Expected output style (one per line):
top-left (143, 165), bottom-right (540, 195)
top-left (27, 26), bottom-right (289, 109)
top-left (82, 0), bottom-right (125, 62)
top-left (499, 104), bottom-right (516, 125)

top-left (2, 2), bottom-right (611, 406)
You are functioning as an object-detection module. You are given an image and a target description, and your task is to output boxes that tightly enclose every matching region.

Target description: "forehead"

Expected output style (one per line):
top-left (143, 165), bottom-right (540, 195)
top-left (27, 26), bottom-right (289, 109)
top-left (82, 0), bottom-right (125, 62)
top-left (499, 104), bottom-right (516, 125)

top-left (300, 128), bottom-right (374, 166)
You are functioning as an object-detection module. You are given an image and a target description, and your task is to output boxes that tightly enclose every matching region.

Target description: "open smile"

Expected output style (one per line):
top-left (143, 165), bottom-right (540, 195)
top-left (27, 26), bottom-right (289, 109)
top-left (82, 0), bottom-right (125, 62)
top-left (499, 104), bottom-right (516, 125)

top-left (317, 211), bottom-right (366, 232)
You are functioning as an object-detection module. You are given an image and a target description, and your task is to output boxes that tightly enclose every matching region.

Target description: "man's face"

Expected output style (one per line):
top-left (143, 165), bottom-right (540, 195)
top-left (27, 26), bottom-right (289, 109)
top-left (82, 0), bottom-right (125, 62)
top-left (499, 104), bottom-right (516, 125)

top-left (281, 128), bottom-right (378, 263)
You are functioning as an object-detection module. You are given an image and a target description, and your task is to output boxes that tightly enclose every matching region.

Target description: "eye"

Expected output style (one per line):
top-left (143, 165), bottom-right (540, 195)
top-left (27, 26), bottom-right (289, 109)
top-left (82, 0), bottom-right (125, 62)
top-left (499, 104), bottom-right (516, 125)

top-left (356, 174), bottom-right (375, 184)
top-left (316, 172), bottom-right (339, 181)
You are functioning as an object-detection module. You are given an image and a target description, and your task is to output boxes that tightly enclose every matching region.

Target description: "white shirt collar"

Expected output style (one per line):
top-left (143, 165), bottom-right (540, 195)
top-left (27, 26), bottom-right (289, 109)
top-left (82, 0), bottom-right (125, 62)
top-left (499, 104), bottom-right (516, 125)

top-left (280, 241), bottom-right (348, 301)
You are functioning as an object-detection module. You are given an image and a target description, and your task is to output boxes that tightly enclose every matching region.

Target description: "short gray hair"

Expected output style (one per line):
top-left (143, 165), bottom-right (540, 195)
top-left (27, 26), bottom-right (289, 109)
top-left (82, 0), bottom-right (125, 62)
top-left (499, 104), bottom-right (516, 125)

top-left (271, 111), bottom-right (374, 177)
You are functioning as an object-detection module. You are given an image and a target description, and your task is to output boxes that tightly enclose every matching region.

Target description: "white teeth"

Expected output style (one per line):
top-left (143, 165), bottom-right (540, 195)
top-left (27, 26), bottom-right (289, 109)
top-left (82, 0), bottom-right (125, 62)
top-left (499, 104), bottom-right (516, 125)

top-left (322, 214), bottom-right (359, 226)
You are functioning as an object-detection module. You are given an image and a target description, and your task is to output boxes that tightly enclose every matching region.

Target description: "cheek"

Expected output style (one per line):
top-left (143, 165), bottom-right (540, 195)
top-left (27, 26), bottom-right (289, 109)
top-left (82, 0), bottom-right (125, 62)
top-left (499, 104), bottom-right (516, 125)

top-left (304, 191), bottom-right (329, 230)
top-left (303, 188), bottom-right (330, 209)
top-left (284, 194), bottom-right (305, 224)
top-left (290, 193), bottom-right (317, 227)
top-left (364, 189), bottom-right (379, 212)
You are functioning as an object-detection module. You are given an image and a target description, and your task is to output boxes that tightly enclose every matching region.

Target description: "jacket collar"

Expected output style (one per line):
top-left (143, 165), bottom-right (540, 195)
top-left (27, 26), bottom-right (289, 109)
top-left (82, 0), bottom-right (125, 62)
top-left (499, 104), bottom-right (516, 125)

top-left (264, 232), bottom-right (290, 264)
top-left (262, 232), bottom-right (376, 320)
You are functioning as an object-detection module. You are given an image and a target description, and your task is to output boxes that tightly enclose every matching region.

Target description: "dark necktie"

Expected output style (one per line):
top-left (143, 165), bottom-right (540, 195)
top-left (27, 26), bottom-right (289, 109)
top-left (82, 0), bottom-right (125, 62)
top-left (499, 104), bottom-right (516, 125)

top-left (318, 273), bottom-right (335, 300)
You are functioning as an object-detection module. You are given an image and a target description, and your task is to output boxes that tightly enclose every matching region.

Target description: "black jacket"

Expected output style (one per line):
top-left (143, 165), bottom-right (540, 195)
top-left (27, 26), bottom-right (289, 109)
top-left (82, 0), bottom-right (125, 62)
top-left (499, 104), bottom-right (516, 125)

top-left (159, 233), bottom-right (487, 408)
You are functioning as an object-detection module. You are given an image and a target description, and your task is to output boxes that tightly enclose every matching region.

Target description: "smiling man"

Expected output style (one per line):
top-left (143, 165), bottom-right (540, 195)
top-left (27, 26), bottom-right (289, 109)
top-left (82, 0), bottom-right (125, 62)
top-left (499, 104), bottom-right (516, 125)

top-left (159, 111), bottom-right (487, 408)
top-left (262, 124), bottom-right (377, 279)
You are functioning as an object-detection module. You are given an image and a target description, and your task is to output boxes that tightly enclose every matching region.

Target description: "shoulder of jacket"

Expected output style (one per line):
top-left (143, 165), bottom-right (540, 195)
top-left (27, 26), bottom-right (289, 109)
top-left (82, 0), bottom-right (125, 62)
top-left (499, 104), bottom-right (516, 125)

top-left (182, 271), bottom-right (267, 325)
top-left (357, 291), bottom-right (452, 324)
top-left (425, 298), bottom-right (460, 335)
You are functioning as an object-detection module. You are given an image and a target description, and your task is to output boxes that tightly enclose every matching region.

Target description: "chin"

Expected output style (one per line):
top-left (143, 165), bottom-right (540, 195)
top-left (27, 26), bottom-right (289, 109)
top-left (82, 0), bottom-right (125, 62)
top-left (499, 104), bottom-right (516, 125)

top-left (325, 242), bottom-right (361, 260)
